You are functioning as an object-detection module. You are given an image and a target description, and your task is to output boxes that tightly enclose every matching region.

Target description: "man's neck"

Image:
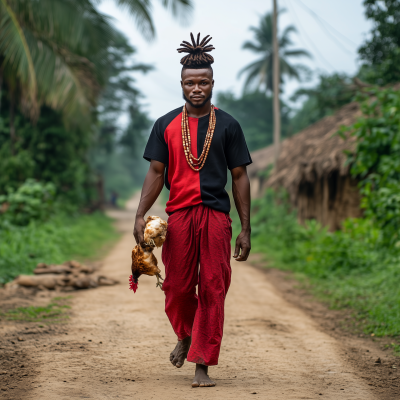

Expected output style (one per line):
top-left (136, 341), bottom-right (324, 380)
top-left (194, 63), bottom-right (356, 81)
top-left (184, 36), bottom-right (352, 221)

top-left (185, 101), bottom-right (211, 119)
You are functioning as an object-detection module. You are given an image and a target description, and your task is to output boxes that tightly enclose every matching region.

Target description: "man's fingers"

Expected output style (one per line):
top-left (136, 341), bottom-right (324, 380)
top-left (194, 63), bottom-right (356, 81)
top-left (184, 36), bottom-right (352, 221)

top-left (241, 246), bottom-right (250, 261)
top-left (233, 241), bottom-right (240, 258)
top-left (235, 246), bottom-right (250, 261)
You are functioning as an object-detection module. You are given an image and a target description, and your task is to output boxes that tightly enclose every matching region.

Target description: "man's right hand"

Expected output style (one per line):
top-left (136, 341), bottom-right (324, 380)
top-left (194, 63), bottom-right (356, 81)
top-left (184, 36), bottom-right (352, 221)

top-left (132, 160), bottom-right (166, 245)
top-left (133, 215), bottom-right (146, 245)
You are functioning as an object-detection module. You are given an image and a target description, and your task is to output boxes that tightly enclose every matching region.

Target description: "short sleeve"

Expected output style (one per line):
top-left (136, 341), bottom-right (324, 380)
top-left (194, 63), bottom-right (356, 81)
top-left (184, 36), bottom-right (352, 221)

top-left (225, 120), bottom-right (252, 170)
top-left (143, 119), bottom-right (169, 165)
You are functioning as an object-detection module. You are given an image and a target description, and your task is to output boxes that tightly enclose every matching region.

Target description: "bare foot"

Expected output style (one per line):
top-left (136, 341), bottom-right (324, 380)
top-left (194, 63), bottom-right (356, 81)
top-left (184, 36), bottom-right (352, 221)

top-left (170, 336), bottom-right (191, 368)
top-left (192, 364), bottom-right (215, 387)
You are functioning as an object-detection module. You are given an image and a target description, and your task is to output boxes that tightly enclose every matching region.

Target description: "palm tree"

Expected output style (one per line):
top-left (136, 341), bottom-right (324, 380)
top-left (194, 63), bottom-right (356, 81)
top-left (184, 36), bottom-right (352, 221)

top-left (238, 11), bottom-right (312, 94)
top-left (0, 0), bottom-right (118, 126)
top-left (0, 0), bottom-right (192, 125)
top-left (115, 0), bottom-right (193, 40)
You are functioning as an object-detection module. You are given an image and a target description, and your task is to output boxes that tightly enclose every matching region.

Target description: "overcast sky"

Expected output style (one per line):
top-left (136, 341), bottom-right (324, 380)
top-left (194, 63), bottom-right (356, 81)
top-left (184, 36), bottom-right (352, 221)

top-left (98, 0), bottom-right (372, 123)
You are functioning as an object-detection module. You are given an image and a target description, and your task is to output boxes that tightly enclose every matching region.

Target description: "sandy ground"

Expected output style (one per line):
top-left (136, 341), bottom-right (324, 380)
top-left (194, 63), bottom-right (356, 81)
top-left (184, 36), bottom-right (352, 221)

top-left (1, 195), bottom-right (394, 399)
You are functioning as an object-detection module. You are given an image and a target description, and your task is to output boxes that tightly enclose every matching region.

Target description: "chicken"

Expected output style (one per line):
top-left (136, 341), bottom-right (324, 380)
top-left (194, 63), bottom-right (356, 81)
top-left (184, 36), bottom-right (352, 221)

top-left (129, 216), bottom-right (168, 293)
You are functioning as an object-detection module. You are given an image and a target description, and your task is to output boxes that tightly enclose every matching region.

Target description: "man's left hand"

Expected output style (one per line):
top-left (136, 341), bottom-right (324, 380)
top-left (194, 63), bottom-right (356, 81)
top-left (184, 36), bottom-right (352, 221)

top-left (233, 229), bottom-right (251, 261)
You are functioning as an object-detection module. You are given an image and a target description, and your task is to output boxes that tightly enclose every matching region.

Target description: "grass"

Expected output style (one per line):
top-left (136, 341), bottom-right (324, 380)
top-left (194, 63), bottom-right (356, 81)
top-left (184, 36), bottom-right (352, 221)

top-left (232, 190), bottom-right (400, 352)
top-left (0, 211), bottom-right (120, 284)
top-left (385, 343), bottom-right (400, 356)
top-left (1, 296), bottom-right (72, 323)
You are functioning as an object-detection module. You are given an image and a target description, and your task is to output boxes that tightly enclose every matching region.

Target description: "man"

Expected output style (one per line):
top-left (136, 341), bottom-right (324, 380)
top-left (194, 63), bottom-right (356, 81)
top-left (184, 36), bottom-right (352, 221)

top-left (133, 33), bottom-right (252, 388)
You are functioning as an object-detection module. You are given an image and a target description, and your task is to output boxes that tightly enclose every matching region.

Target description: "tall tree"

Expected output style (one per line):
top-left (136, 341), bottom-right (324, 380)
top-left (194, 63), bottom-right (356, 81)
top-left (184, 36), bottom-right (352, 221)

top-left (290, 73), bottom-right (355, 133)
top-left (0, 0), bottom-right (192, 124)
top-left (358, 0), bottom-right (400, 85)
top-left (238, 10), bottom-right (311, 94)
top-left (0, 0), bottom-right (116, 126)
top-left (217, 91), bottom-right (291, 151)
top-left (114, 0), bottom-right (193, 40)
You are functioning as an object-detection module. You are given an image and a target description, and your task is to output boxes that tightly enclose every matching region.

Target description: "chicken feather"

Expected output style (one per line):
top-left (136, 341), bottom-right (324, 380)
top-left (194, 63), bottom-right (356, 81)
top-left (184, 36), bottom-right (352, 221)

top-left (129, 216), bottom-right (168, 293)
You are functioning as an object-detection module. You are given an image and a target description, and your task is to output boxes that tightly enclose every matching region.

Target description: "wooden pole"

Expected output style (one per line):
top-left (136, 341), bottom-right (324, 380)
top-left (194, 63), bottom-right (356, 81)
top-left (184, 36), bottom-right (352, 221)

top-left (273, 0), bottom-right (281, 165)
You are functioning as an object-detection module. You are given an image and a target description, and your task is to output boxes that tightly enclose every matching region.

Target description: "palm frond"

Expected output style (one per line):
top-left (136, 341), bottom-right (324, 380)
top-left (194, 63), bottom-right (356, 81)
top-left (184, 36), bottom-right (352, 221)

top-left (240, 10), bottom-right (313, 93)
top-left (114, 0), bottom-right (193, 39)
top-left (114, 0), bottom-right (154, 40)
top-left (242, 41), bottom-right (264, 53)
top-left (158, 0), bottom-right (193, 22)
top-left (0, 0), bottom-right (38, 118)
top-left (237, 58), bottom-right (265, 79)
top-left (283, 49), bottom-right (312, 59)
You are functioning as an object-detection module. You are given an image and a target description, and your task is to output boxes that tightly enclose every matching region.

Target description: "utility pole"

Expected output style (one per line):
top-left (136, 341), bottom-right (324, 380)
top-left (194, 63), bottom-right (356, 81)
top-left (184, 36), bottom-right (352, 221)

top-left (273, 0), bottom-right (281, 165)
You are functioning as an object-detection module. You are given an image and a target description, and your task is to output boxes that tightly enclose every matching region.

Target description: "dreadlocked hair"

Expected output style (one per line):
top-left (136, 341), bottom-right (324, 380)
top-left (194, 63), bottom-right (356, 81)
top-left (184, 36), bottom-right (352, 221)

top-left (177, 33), bottom-right (215, 68)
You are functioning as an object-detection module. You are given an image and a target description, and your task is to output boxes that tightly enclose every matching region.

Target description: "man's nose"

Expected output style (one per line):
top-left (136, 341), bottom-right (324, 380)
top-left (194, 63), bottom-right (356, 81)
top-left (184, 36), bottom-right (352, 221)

top-left (193, 84), bottom-right (202, 92)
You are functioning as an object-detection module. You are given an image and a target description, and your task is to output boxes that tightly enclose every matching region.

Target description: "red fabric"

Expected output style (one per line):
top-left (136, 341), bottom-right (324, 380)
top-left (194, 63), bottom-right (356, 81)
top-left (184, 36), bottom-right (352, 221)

top-left (162, 204), bottom-right (232, 366)
top-left (164, 113), bottom-right (202, 214)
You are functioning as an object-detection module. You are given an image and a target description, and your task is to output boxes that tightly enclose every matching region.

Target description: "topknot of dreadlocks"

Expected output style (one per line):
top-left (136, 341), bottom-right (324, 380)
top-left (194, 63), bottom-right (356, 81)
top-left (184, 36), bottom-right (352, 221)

top-left (177, 33), bottom-right (215, 67)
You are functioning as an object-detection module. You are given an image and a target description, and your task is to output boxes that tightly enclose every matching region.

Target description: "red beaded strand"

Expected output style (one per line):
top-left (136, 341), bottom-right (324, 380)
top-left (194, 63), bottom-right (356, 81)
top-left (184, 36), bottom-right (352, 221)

top-left (181, 105), bottom-right (216, 172)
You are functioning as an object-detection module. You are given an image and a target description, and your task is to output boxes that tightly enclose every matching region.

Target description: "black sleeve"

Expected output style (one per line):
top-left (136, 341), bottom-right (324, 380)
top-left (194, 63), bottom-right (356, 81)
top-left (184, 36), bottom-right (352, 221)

top-left (225, 120), bottom-right (252, 170)
top-left (143, 119), bottom-right (169, 165)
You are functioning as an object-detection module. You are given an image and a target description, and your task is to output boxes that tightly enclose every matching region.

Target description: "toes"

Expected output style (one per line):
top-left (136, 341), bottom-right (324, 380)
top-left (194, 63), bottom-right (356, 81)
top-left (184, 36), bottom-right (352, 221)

top-left (192, 381), bottom-right (199, 388)
top-left (198, 380), bottom-right (215, 387)
top-left (176, 356), bottom-right (185, 367)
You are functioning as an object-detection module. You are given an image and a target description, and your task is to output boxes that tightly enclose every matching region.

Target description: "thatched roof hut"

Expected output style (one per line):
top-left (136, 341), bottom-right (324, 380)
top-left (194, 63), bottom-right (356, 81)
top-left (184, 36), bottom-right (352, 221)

top-left (247, 145), bottom-right (276, 198)
top-left (249, 101), bottom-right (363, 230)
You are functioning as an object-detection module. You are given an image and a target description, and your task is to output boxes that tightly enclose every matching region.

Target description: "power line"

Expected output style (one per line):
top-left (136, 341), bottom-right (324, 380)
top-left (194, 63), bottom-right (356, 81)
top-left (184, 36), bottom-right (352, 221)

top-left (292, 0), bottom-right (353, 55)
top-left (293, 0), bottom-right (358, 50)
top-left (283, 0), bottom-right (335, 71)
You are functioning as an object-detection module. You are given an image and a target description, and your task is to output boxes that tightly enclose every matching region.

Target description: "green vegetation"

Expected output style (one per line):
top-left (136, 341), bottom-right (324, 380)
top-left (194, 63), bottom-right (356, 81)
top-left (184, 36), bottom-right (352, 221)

top-left (342, 87), bottom-right (400, 245)
top-left (239, 10), bottom-right (311, 94)
top-left (1, 296), bottom-right (72, 323)
top-left (234, 192), bottom-right (400, 338)
top-left (236, 88), bottom-right (400, 346)
top-left (358, 0), bottom-right (400, 85)
top-left (0, 209), bottom-right (119, 284)
top-left (290, 73), bottom-right (356, 133)
top-left (0, 0), bottom-right (192, 205)
top-left (216, 91), bottom-right (292, 151)
top-left (385, 343), bottom-right (400, 356)
top-left (0, 1), bottom-right (192, 283)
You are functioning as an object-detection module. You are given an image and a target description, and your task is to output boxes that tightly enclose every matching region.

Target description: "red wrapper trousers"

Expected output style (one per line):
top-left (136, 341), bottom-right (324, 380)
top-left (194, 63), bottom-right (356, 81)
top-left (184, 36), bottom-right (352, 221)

top-left (162, 204), bottom-right (232, 366)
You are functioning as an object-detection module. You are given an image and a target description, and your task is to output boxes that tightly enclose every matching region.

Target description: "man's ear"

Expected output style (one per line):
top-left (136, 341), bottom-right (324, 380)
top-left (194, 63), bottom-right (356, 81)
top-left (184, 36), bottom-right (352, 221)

top-left (180, 80), bottom-right (183, 88)
top-left (212, 79), bottom-right (215, 87)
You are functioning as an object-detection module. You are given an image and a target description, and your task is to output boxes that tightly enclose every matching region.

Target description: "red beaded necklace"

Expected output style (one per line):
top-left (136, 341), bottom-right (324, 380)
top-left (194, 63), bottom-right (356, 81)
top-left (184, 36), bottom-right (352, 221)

top-left (181, 104), bottom-right (216, 172)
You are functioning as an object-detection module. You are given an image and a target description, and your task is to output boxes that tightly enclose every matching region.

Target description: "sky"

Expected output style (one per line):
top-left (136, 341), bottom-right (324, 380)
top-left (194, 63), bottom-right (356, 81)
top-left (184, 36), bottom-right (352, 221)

top-left (98, 0), bottom-right (373, 123)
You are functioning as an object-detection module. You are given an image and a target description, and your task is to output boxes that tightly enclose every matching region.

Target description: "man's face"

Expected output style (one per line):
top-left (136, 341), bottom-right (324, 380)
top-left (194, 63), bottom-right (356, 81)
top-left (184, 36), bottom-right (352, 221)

top-left (181, 68), bottom-right (214, 108)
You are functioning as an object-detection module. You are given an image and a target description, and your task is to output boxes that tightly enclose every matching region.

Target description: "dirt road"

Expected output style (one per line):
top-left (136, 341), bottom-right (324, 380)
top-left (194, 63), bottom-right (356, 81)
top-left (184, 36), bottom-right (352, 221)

top-left (1, 196), bottom-right (381, 399)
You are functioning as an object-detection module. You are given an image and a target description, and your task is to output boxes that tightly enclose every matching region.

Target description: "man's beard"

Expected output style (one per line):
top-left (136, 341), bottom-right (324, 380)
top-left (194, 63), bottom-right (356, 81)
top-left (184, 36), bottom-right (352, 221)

top-left (182, 91), bottom-right (213, 108)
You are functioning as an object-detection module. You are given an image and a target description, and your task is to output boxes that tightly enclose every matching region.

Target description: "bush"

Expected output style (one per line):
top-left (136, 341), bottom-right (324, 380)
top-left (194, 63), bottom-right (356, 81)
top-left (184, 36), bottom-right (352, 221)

top-left (0, 179), bottom-right (56, 226)
top-left (0, 211), bottom-right (119, 284)
top-left (232, 189), bottom-right (400, 337)
top-left (341, 87), bottom-right (400, 245)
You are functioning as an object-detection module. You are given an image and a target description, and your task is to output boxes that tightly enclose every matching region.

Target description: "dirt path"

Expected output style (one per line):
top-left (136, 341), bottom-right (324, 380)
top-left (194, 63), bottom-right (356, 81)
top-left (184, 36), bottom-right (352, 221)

top-left (1, 196), bottom-right (380, 399)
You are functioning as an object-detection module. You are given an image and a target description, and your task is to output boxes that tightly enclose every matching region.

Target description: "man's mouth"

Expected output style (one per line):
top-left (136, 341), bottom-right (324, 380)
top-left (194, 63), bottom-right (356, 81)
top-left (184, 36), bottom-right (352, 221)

top-left (191, 96), bottom-right (204, 100)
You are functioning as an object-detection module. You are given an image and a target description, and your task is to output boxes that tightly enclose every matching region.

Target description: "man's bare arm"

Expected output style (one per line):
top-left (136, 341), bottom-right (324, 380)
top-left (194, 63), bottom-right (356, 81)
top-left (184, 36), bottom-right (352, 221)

top-left (133, 160), bottom-right (166, 245)
top-left (231, 165), bottom-right (251, 261)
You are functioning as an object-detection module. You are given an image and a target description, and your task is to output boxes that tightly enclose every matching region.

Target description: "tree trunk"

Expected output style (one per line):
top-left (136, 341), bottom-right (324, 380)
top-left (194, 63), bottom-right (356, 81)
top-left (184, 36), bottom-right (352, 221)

top-left (273, 0), bottom-right (281, 165)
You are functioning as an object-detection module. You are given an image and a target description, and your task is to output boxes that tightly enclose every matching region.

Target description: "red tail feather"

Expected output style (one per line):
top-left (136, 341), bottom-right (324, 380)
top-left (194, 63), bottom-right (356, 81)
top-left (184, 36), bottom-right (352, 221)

top-left (129, 275), bottom-right (138, 293)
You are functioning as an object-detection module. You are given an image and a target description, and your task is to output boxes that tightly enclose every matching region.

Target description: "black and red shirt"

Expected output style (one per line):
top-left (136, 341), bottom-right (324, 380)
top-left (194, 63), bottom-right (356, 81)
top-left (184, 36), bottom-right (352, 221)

top-left (143, 106), bottom-right (252, 214)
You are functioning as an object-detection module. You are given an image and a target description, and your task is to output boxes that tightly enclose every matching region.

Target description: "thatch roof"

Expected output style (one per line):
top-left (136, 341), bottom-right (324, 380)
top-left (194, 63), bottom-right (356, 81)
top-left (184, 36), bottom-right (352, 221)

top-left (265, 101), bottom-right (362, 199)
top-left (247, 145), bottom-right (276, 178)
